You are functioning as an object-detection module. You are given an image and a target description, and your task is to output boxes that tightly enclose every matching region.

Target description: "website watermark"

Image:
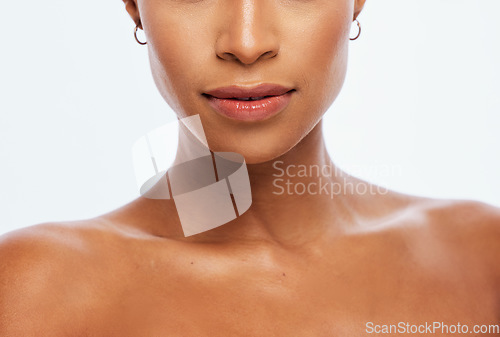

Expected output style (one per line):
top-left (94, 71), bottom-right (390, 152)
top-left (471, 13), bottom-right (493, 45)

top-left (366, 321), bottom-right (500, 334)
top-left (272, 161), bottom-right (403, 198)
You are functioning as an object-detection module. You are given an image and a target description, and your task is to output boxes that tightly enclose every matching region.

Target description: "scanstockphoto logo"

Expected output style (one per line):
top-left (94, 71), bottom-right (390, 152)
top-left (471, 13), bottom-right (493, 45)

top-left (131, 115), bottom-right (252, 237)
top-left (365, 321), bottom-right (500, 335)
top-left (271, 160), bottom-right (400, 197)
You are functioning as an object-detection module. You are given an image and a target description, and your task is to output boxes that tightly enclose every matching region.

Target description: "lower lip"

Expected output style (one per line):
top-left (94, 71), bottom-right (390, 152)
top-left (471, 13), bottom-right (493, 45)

top-left (204, 91), bottom-right (294, 122)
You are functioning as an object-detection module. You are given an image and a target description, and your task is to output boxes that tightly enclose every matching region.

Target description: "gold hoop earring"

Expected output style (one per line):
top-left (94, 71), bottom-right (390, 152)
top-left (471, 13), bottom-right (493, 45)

top-left (134, 23), bottom-right (147, 45)
top-left (350, 19), bottom-right (361, 41)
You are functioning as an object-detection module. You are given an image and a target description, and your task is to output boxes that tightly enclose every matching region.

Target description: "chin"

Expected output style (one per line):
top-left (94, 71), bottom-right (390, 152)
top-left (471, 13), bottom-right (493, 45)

top-left (202, 123), bottom-right (302, 165)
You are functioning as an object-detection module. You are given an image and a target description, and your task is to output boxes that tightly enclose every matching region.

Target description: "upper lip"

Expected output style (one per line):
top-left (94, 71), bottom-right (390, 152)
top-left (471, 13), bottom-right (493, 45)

top-left (203, 83), bottom-right (294, 99)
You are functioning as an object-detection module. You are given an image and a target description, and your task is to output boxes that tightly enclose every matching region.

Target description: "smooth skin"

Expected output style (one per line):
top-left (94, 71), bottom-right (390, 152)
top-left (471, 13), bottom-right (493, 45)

top-left (1, 0), bottom-right (500, 336)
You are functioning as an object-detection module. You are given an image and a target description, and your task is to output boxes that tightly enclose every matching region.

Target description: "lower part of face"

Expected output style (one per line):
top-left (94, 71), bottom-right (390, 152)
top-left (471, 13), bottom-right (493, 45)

top-left (141, 0), bottom-right (352, 164)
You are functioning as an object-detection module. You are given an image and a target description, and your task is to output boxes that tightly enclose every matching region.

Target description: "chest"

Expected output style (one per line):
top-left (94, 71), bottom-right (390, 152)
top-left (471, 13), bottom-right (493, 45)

top-left (89, 253), bottom-right (499, 337)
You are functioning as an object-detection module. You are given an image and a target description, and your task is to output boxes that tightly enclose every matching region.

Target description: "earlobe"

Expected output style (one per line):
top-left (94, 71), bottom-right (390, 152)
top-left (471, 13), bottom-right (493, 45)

top-left (353, 0), bottom-right (367, 20)
top-left (122, 0), bottom-right (142, 29)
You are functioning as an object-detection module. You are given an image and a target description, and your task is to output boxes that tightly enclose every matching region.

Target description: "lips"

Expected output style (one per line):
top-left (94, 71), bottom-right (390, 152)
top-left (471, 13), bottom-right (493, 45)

top-left (202, 83), bottom-right (295, 121)
top-left (204, 84), bottom-right (294, 99)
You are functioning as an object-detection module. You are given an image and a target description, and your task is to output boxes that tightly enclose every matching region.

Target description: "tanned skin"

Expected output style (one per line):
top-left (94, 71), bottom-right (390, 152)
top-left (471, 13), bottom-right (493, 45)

top-left (1, 0), bottom-right (499, 336)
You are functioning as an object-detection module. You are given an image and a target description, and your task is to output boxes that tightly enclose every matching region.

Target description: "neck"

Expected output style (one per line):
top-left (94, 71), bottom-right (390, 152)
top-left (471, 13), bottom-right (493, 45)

top-left (181, 119), bottom-right (356, 247)
top-left (124, 119), bottom-right (358, 247)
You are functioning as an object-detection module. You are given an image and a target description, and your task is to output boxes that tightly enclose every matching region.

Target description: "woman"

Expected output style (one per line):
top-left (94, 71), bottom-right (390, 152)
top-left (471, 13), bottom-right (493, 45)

top-left (1, 0), bottom-right (499, 335)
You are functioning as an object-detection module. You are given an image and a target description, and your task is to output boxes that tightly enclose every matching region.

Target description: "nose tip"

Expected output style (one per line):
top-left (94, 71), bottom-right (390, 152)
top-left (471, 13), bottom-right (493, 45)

top-left (217, 46), bottom-right (279, 65)
top-left (215, 3), bottom-right (280, 65)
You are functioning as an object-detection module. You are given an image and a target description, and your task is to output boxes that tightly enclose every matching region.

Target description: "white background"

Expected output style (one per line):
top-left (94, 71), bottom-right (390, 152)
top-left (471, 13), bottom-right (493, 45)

top-left (0, 0), bottom-right (499, 235)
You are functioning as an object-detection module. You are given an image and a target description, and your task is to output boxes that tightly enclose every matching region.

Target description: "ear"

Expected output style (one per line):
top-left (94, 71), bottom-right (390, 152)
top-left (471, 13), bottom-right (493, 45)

top-left (353, 0), bottom-right (366, 21)
top-left (122, 0), bottom-right (142, 29)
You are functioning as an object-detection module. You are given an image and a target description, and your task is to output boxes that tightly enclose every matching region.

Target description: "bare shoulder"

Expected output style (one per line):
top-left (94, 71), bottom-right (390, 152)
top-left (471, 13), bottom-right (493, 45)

top-left (400, 197), bottom-right (500, 283)
top-left (356, 180), bottom-right (500, 275)
top-left (0, 219), bottom-right (119, 273)
top-left (421, 198), bottom-right (500, 241)
top-left (361, 182), bottom-right (500, 254)
top-left (424, 198), bottom-right (500, 260)
top-left (0, 220), bottom-right (121, 336)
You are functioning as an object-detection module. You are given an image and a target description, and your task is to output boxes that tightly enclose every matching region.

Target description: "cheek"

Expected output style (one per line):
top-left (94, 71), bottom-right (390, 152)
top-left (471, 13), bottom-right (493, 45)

top-left (143, 8), bottom-right (212, 116)
top-left (292, 11), bottom-right (350, 116)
